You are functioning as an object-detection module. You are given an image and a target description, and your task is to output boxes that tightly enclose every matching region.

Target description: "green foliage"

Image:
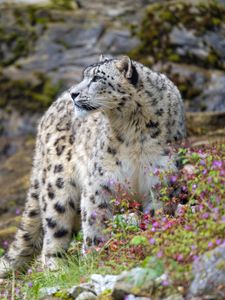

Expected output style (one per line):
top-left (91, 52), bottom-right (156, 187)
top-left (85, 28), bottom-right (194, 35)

top-left (130, 236), bottom-right (148, 246)
top-left (0, 248), bottom-right (4, 257)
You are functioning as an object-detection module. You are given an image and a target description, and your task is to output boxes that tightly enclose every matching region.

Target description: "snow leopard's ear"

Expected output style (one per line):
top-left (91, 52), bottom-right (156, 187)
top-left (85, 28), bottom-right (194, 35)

top-left (99, 54), bottom-right (111, 62)
top-left (116, 56), bottom-right (139, 86)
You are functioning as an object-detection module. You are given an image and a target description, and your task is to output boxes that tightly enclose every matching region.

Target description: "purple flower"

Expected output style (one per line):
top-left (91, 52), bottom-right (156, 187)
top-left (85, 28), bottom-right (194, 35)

top-left (184, 225), bottom-right (191, 231)
top-left (27, 282), bottom-right (33, 287)
top-left (152, 221), bottom-right (159, 228)
top-left (192, 184), bottom-right (197, 189)
top-left (3, 240), bottom-right (8, 248)
top-left (200, 160), bottom-right (206, 166)
top-left (193, 255), bottom-right (199, 262)
top-left (149, 238), bottom-right (155, 245)
top-left (162, 217), bottom-right (167, 222)
top-left (220, 170), bottom-right (225, 176)
top-left (207, 177), bottom-right (212, 183)
top-left (212, 160), bottom-right (223, 168)
top-left (213, 207), bottom-right (219, 214)
top-left (208, 241), bottom-right (213, 248)
top-left (221, 216), bottom-right (225, 222)
top-left (170, 175), bottom-right (177, 184)
top-left (91, 211), bottom-right (97, 219)
top-left (153, 168), bottom-right (160, 175)
top-left (177, 254), bottom-right (183, 261)
top-left (15, 208), bottom-right (21, 215)
top-left (161, 279), bottom-right (170, 286)
top-left (202, 212), bottom-right (209, 219)
top-left (191, 244), bottom-right (196, 250)
top-left (216, 239), bottom-right (222, 245)
top-left (202, 169), bottom-right (207, 175)
top-left (181, 185), bottom-right (187, 192)
top-left (157, 250), bottom-right (163, 258)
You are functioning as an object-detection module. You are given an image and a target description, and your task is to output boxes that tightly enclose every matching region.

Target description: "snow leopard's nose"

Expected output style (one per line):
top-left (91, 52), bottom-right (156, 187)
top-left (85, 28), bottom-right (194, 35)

top-left (71, 92), bottom-right (80, 101)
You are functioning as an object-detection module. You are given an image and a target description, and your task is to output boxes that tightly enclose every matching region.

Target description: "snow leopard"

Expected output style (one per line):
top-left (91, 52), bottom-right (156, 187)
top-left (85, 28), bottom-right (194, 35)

top-left (0, 55), bottom-right (186, 277)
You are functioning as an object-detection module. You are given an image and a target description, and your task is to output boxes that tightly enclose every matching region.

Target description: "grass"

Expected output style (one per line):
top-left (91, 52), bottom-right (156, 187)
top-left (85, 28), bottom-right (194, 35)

top-left (0, 142), bottom-right (225, 299)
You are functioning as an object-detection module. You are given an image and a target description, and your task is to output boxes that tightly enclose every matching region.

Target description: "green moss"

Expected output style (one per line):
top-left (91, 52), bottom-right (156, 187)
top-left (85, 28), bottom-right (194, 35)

top-left (50, 0), bottom-right (77, 10)
top-left (0, 73), bottom-right (62, 112)
top-left (168, 54), bottom-right (180, 62)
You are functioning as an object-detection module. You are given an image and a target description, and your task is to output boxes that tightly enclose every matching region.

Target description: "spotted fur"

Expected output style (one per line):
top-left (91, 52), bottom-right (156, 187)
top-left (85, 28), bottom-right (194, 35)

top-left (0, 56), bottom-right (186, 277)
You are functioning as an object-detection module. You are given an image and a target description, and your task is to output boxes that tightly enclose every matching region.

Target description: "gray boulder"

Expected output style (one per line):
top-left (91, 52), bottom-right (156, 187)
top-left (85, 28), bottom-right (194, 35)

top-left (188, 244), bottom-right (225, 299)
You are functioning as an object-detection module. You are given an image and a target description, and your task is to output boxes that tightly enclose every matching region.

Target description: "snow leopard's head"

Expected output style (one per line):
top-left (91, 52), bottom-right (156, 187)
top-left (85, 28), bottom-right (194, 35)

top-left (69, 55), bottom-right (140, 118)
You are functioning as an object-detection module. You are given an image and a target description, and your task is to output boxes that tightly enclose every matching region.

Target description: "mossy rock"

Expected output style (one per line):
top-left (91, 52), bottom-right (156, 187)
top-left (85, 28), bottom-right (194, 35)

top-left (130, 0), bottom-right (225, 70)
top-left (0, 72), bottom-right (62, 112)
top-left (0, 4), bottom-right (74, 67)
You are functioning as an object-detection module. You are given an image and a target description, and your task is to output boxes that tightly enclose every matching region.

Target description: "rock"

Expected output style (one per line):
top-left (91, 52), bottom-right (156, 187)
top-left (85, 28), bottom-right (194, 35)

top-left (69, 283), bottom-right (96, 298)
top-left (39, 286), bottom-right (61, 297)
top-left (188, 244), bottom-right (225, 299)
top-left (124, 295), bottom-right (151, 300)
top-left (186, 111), bottom-right (225, 136)
top-left (169, 26), bottom-right (209, 61)
top-left (91, 274), bottom-right (118, 294)
top-left (153, 62), bottom-right (225, 112)
top-left (195, 72), bottom-right (225, 112)
top-left (162, 294), bottom-right (184, 300)
top-left (112, 268), bottom-right (166, 299)
top-left (76, 291), bottom-right (96, 300)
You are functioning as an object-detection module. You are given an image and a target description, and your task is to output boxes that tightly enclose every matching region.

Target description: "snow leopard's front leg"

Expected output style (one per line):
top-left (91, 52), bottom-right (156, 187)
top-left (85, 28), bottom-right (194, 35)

top-left (81, 183), bottom-right (113, 251)
top-left (40, 175), bottom-right (81, 270)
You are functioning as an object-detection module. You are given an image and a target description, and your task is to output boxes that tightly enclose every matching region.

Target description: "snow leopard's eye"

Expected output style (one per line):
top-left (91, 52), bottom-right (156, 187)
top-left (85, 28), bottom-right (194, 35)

top-left (92, 75), bottom-right (102, 82)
